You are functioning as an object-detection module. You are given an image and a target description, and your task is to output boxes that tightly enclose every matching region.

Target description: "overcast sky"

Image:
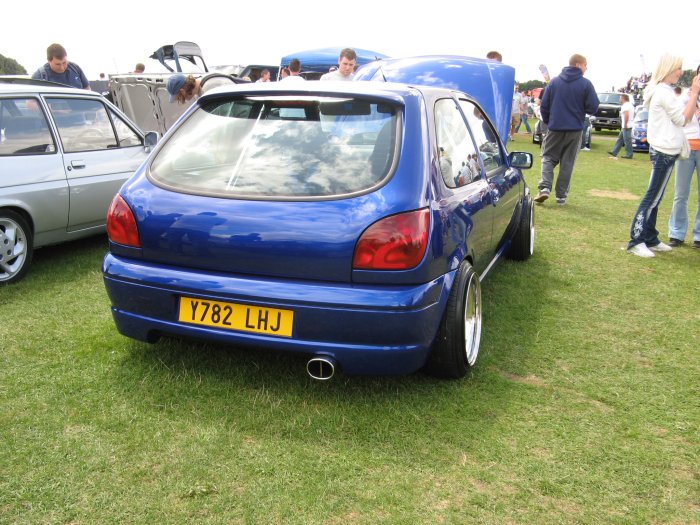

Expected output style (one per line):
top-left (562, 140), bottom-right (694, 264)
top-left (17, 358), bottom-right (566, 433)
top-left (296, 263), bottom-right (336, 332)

top-left (3, 0), bottom-right (699, 91)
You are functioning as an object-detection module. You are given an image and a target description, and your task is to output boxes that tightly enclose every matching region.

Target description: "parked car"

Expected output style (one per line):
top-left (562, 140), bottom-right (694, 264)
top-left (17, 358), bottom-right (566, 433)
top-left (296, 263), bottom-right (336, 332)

top-left (108, 42), bottom-right (249, 135)
top-left (109, 71), bottom-right (245, 135)
top-left (593, 92), bottom-right (631, 131)
top-left (632, 107), bottom-right (649, 152)
top-left (102, 64), bottom-right (534, 380)
top-left (0, 78), bottom-right (157, 284)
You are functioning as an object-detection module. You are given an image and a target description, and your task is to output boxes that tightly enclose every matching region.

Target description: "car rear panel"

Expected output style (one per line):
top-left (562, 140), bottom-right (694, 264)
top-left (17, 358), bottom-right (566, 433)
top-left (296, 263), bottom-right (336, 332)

top-left (121, 174), bottom-right (429, 283)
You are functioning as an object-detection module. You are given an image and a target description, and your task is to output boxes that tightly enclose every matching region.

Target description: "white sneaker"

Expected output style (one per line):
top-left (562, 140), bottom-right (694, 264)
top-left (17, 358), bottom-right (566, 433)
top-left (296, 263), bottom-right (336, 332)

top-left (581, 147), bottom-right (590, 151)
top-left (628, 243), bottom-right (655, 258)
top-left (649, 241), bottom-right (672, 252)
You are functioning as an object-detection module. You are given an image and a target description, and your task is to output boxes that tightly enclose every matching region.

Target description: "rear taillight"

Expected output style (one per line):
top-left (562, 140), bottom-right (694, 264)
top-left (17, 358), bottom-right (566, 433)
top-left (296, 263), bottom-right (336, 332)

top-left (106, 195), bottom-right (141, 247)
top-left (353, 209), bottom-right (430, 270)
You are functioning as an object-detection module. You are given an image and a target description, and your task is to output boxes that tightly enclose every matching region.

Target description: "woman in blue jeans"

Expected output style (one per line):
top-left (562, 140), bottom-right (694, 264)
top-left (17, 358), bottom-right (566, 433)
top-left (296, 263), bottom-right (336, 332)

top-left (668, 68), bottom-right (700, 249)
top-left (627, 55), bottom-right (700, 258)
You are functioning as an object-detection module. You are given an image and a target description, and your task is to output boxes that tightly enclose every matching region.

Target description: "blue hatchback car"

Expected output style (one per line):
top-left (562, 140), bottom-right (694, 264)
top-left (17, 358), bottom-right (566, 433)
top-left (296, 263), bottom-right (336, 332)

top-left (102, 57), bottom-right (534, 379)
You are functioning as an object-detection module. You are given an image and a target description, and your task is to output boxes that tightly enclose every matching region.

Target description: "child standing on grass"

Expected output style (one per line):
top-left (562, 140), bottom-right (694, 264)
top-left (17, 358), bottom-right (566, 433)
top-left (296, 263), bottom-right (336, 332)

top-left (626, 55), bottom-right (700, 258)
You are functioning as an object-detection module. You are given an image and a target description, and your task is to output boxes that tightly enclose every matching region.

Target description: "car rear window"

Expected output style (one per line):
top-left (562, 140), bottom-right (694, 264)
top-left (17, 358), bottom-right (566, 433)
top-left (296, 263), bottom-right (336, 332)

top-left (148, 95), bottom-right (400, 199)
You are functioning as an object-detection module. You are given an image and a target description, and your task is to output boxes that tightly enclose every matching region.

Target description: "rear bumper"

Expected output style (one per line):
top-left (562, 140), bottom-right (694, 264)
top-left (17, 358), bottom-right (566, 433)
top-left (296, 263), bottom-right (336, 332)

top-left (102, 254), bottom-right (454, 375)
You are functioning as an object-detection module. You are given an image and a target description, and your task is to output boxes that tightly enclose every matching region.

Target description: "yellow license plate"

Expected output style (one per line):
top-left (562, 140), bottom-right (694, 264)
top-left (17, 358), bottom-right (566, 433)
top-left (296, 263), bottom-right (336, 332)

top-left (178, 296), bottom-right (294, 337)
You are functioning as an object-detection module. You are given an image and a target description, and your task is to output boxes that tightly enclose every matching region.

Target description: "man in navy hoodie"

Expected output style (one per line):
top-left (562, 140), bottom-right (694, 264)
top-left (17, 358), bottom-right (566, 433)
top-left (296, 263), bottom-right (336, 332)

top-left (534, 54), bottom-right (599, 205)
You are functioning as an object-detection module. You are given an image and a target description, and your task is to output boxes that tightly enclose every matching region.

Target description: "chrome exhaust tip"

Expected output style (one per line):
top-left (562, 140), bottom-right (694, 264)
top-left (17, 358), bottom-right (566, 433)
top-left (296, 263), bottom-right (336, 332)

top-left (306, 356), bottom-right (337, 381)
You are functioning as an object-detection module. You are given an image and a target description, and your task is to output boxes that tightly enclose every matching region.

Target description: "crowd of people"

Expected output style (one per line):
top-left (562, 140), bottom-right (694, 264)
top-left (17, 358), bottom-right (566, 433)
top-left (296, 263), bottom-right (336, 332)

top-left (497, 50), bottom-right (699, 256)
top-left (495, 50), bottom-right (699, 256)
top-left (29, 43), bottom-right (700, 257)
top-left (620, 73), bottom-right (651, 105)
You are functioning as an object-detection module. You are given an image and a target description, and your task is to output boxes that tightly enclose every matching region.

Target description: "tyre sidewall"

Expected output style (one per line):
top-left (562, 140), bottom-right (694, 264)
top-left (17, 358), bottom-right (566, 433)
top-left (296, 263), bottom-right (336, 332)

top-left (426, 261), bottom-right (480, 379)
top-left (0, 210), bottom-right (33, 285)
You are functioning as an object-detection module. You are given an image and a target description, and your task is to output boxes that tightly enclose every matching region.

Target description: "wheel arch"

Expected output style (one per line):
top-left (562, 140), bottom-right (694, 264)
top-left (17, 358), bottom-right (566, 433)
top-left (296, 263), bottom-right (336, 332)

top-left (0, 205), bottom-right (35, 236)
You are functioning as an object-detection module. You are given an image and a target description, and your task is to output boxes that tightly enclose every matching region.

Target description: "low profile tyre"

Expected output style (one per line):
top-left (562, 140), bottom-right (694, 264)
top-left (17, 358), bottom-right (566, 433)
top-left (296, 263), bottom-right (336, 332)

top-left (506, 196), bottom-right (535, 261)
top-left (426, 261), bottom-right (482, 379)
top-left (0, 210), bottom-right (33, 285)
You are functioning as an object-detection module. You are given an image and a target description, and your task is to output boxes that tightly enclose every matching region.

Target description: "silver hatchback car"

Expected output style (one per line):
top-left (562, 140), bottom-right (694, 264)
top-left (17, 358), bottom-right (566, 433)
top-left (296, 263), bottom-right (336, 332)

top-left (0, 79), bottom-right (157, 284)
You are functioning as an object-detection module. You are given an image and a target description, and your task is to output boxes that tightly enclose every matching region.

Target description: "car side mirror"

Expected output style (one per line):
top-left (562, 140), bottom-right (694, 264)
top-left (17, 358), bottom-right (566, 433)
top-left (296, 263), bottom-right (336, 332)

top-left (144, 131), bottom-right (160, 152)
top-left (509, 151), bottom-right (533, 169)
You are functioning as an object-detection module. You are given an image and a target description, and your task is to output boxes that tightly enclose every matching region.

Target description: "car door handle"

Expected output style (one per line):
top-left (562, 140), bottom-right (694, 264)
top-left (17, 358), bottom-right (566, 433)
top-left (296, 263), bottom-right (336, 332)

top-left (69, 160), bottom-right (86, 170)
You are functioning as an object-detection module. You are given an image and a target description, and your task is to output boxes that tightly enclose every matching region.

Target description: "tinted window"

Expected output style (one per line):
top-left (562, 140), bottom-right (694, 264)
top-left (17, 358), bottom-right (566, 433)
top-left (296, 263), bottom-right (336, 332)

top-left (149, 96), bottom-right (399, 198)
top-left (47, 97), bottom-right (119, 153)
top-left (434, 98), bottom-right (480, 188)
top-left (0, 98), bottom-right (55, 156)
top-left (458, 99), bottom-right (504, 175)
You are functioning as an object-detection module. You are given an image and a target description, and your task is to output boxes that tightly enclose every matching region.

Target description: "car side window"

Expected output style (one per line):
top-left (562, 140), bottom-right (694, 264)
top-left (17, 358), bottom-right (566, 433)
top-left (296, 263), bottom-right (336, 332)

top-left (434, 98), bottom-right (480, 189)
top-left (458, 99), bottom-right (504, 176)
top-left (47, 97), bottom-right (118, 153)
top-left (0, 98), bottom-right (56, 156)
top-left (109, 109), bottom-right (142, 147)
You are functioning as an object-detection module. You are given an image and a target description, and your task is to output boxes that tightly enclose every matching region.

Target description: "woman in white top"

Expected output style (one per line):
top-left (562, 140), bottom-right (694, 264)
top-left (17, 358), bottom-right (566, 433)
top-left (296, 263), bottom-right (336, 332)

top-left (627, 55), bottom-right (700, 257)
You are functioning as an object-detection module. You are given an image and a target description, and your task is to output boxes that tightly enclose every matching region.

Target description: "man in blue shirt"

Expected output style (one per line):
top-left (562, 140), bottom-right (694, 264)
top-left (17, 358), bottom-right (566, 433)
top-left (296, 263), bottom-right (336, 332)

top-left (32, 43), bottom-right (90, 90)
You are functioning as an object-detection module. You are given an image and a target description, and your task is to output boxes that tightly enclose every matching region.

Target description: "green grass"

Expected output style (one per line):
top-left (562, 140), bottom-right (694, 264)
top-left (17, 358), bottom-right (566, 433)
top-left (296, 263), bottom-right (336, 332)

top-left (1, 129), bottom-right (698, 524)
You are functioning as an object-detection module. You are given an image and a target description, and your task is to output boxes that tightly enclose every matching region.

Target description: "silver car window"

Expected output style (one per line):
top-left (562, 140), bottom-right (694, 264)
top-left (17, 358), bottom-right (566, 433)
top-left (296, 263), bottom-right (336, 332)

top-left (47, 98), bottom-right (118, 153)
top-left (0, 98), bottom-right (56, 156)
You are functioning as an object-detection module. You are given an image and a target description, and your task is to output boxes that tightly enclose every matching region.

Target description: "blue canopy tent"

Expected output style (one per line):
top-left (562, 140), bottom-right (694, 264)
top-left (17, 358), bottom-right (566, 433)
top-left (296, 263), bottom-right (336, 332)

top-left (279, 47), bottom-right (389, 79)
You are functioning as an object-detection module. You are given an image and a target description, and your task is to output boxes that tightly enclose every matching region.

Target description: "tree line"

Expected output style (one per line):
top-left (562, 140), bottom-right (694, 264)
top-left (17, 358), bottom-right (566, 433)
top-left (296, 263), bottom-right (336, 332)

top-left (0, 54), bottom-right (27, 75)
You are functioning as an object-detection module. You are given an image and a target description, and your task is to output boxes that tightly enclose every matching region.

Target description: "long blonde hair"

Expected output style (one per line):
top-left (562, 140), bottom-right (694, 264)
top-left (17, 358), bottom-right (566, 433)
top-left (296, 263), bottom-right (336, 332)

top-left (643, 54), bottom-right (683, 106)
top-left (649, 54), bottom-right (683, 87)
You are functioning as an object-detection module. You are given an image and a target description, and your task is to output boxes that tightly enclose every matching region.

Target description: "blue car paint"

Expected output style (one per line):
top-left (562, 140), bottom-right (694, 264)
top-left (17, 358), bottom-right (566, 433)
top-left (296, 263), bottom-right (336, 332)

top-left (632, 107), bottom-right (649, 153)
top-left (102, 65), bottom-right (528, 377)
top-left (355, 55), bottom-right (516, 143)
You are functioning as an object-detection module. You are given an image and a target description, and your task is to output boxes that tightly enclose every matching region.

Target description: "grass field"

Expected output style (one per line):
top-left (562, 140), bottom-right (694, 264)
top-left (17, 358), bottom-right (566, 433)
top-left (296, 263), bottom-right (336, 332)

top-left (1, 129), bottom-right (698, 524)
